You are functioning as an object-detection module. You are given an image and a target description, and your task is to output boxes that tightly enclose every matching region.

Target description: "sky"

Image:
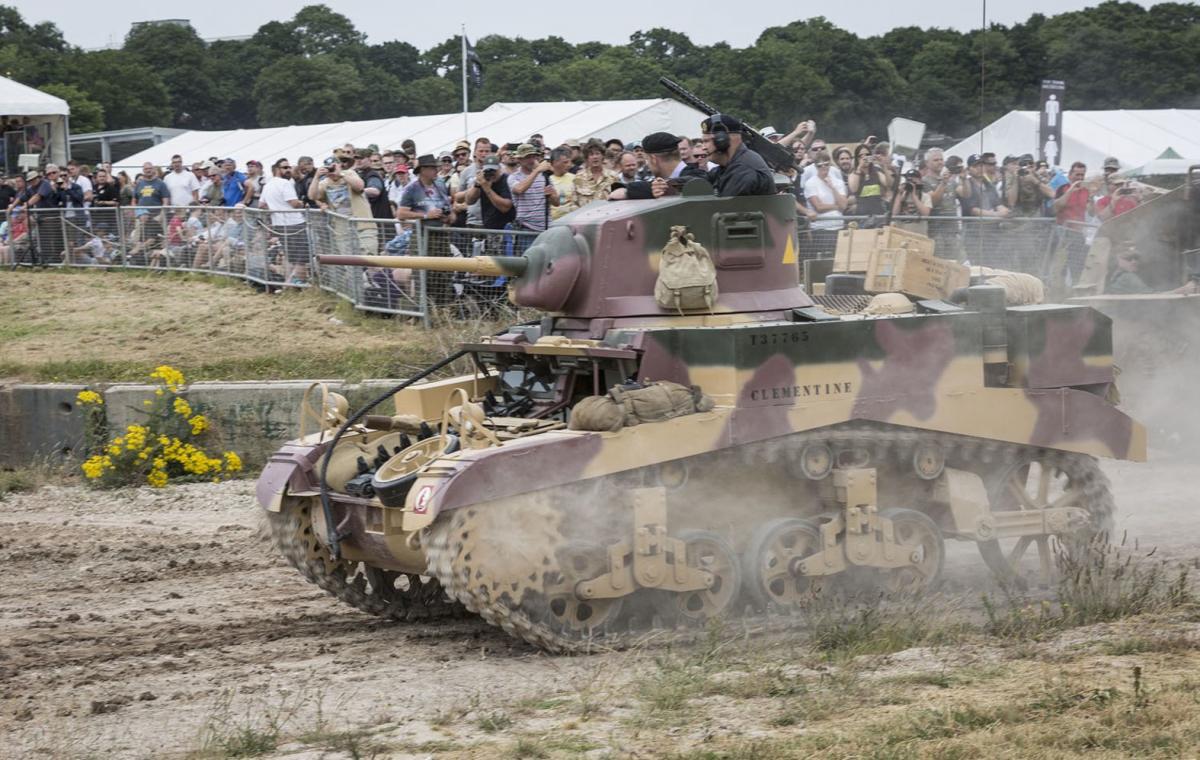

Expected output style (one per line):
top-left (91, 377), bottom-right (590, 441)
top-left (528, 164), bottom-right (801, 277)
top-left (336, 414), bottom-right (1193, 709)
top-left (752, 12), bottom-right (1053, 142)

top-left (5, 0), bottom-right (1163, 51)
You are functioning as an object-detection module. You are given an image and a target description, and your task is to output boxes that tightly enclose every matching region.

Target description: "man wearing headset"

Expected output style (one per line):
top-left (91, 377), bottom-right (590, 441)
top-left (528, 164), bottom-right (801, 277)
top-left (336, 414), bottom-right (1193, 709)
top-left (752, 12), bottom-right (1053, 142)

top-left (699, 114), bottom-right (776, 197)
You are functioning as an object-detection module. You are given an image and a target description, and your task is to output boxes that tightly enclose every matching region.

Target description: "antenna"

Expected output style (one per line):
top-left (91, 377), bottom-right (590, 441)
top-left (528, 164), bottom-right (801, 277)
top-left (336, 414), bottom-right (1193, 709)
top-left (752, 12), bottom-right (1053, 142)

top-left (979, 0), bottom-right (987, 152)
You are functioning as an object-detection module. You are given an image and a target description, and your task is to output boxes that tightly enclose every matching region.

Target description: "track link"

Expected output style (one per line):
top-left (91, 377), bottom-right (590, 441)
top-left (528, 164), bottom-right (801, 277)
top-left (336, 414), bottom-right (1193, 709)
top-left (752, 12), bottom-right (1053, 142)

top-left (422, 423), bottom-right (1115, 653)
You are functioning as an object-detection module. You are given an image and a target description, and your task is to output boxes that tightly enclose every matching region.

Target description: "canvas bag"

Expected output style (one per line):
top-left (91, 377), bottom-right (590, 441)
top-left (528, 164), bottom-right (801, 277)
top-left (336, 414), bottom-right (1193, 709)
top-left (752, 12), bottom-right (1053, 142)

top-left (654, 226), bottom-right (718, 312)
top-left (569, 381), bottom-right (715, 432)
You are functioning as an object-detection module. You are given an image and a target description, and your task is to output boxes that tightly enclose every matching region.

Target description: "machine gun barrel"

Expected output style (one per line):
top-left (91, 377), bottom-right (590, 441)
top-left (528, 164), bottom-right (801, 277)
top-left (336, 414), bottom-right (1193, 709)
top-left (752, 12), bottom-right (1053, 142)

top-left (659, 76), bottom-right (796, 174)
top-left (318, 255), bottom-right (528, 277)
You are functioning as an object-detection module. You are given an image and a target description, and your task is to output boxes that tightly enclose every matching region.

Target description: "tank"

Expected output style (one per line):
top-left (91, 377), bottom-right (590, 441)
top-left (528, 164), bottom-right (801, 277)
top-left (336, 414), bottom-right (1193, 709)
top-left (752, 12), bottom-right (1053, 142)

top-left (1069, 165), bottom-right (1200, 440)
top-left (256, 186), bottom-right (1145, 652)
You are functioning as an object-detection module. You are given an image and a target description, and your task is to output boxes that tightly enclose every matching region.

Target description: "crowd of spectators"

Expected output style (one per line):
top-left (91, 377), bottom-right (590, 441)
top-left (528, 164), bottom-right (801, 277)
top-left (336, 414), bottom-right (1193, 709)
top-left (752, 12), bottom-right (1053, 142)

top-left (0, 123), bottom-right (1152, 295)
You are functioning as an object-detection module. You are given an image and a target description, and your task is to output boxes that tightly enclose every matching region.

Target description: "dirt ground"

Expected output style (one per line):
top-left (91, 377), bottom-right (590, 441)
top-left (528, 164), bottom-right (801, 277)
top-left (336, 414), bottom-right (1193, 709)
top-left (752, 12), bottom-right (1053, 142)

top-left (1, 449), bottom-right (1198, 760)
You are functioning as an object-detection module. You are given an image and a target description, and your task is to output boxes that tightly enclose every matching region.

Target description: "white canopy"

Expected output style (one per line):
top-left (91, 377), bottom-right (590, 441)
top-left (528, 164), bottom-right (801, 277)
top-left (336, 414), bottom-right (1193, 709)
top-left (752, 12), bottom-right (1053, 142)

top-left (944, 109), bottom-right (1200, 173)
top-left (0, 76), bottom-right (70, 165)
top-left (114, 99), bottom-right (708, 170)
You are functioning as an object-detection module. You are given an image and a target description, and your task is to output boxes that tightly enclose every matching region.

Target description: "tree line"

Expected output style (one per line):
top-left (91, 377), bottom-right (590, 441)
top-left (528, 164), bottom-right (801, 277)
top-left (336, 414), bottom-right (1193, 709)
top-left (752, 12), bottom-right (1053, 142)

top-left (2, 2), bottom-right (1197, 141)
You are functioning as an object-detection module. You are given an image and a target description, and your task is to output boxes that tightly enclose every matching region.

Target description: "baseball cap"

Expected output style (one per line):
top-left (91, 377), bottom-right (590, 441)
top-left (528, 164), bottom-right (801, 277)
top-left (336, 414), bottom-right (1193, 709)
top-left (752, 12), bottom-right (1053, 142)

top-left (513, 143), bottom-right (540, 158)
top-left (354, 147), bottom-right (372, 159)
top-left (563, 138), bottom-right (581, 149)
top-left (966, 154), bottom-right (984, 167)
top-left (481, 155), bottom-right (501, 169)
top-left (1103, 156), bottom-right (1120, 170)
top-left (760, 126), bottom-right (783, 139)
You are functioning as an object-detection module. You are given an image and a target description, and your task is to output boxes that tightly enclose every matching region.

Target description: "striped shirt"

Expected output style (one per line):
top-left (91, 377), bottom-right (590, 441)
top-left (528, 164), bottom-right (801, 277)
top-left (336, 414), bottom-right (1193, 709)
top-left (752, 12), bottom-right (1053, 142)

top-left (508, 170), bottom-right (549, 231)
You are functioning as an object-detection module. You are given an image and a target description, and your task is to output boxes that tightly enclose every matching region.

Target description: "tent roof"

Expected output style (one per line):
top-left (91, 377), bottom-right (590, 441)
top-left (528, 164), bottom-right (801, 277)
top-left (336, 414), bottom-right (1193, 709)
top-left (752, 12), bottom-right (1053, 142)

top-left (114, 99), bottom-right (708, 169)
top-left (0, 76), bottom-right (69, 117)
top-left (944, 109), bottom-right (1200, 172)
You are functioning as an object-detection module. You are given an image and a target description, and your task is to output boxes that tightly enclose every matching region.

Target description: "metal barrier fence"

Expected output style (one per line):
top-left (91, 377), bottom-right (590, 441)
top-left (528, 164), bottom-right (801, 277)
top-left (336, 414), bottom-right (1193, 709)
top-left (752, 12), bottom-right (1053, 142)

top-left (4, 204), bottom-right (1100, 323)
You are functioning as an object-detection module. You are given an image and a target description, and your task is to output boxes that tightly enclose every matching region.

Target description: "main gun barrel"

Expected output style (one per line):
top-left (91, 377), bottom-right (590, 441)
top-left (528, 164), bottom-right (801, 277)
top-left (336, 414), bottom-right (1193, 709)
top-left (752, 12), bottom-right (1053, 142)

top-left (318, 255), bottom-right (528, 277)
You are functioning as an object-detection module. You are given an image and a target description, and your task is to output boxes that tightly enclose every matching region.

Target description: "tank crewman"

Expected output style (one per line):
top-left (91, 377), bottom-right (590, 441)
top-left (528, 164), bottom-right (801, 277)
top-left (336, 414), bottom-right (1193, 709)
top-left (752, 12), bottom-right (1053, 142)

top-left (700, 114), bottom-right (776, 198)
top-left (608, 132), bottom-right (709, 201)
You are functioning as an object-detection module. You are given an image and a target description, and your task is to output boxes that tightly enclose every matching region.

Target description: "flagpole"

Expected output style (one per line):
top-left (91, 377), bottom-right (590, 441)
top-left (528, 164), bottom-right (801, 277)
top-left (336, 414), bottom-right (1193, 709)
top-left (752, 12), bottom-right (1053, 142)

top-left (461, 25), bottom-right (469, 141)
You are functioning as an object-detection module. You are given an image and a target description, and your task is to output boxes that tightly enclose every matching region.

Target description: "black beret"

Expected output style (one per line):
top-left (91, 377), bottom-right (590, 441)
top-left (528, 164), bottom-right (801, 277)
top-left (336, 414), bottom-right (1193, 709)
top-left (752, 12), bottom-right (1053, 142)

top-left (642, 131), bottom-right (679, 154)
top-left (701, 113), bottom-right (744, 134)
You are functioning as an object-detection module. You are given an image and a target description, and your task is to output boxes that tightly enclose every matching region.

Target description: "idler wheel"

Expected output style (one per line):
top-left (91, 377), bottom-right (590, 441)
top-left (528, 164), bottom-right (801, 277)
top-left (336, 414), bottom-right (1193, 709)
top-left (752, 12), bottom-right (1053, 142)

top-left (373, 435), bottom-right (460, 507)
top-left (742, 518), bottom-right (823, 610)
top-left (661, 530), bottom-right (742, 623)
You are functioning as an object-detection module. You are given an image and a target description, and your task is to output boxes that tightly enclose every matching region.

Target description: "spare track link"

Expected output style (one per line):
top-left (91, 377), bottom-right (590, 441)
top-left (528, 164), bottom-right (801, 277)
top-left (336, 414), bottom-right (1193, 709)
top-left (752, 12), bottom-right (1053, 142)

top-left (265, 497), bottom-right (465, 622)
top-left (422, 423), bottom-right (1115, 653)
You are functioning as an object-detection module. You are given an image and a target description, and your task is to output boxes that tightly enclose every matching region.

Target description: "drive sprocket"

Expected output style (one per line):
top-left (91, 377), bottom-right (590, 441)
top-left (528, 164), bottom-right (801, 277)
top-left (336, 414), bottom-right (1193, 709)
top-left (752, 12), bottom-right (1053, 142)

top-left (264, 496), bottom-right (463, 621)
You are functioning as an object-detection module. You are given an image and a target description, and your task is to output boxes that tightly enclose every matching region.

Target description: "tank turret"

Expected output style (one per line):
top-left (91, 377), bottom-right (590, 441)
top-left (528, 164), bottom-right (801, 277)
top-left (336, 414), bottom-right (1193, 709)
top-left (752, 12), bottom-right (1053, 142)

top-left (320, 192), bottom-right (809, 319)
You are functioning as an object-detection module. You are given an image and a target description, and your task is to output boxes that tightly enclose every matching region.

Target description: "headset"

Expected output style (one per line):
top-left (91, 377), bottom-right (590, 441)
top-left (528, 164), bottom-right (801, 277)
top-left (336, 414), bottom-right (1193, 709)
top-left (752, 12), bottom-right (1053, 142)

top-left (708, 113), bottom-right (733, 154)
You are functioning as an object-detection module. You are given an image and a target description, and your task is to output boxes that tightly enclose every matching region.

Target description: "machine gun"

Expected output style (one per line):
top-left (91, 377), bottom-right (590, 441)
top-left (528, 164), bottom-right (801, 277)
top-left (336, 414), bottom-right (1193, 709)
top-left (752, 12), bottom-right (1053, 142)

top-left (659, 77), bottom-right (796, 174)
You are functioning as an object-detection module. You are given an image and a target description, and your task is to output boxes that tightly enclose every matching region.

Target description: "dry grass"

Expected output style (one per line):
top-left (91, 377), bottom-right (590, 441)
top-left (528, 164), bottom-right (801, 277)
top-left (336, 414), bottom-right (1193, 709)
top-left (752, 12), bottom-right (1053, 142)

top-left (0, 269), bottom-right (435, 382)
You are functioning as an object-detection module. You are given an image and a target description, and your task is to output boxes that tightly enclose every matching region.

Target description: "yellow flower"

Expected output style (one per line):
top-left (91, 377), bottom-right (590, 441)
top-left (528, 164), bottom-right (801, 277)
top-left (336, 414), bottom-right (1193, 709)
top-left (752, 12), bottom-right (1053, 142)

top-left (146, 469), bottom-right (169, 488)
top-left (188, 414), bottom-right (209, 435)
top-left (76, 390), bottom-right (103, 405)
top-left (155, 389), bottom-right (164, 397)
top-left (173, 398), bottom-right (193, 418)
top-left (106, 443), bottom-right (121, 456)
top-left (153, 457), bottom-right (166, 469)
top-left (223, 451), bottom-right (243, 473)
top-left (143, 400), bottom-right (153, 406)
top-left (150, 365), bottom-right (185, 391)
top-left (81, 455), bottom-right (111, 479)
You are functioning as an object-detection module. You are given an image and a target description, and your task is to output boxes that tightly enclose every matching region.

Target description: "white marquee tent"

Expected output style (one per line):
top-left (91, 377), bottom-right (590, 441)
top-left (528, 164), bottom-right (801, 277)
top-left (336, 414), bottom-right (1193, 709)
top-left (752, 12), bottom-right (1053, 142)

top-left (944, 109), bottom-right (1200, 173)
top-left (115, 99), bottom-right (708, 170)
top-left (0, 75), bottom-right (70, 166)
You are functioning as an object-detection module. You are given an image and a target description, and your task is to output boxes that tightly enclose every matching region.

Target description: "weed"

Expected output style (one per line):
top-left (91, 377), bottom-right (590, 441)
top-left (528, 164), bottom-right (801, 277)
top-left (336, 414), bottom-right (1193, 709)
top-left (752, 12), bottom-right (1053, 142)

top-left (476, 710), bottom-right (514, 732)
top-left (509, 737), bottom-right (549, 758)
top-left (0, 468), bottom-right (37, 500)
top-left (803, 593), bottom-right (965, 659)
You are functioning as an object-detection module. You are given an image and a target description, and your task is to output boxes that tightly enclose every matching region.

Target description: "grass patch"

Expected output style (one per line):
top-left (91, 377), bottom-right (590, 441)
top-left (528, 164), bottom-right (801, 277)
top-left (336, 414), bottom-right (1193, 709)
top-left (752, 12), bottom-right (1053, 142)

top-left (983, 535), bottom-right (1194, 640)
top-left (0, 269), bottom-right (441, 383)
top-left (804, 593), bottom-right (970, 660)
top-left (0, 468), bottom-right (37, 500)
top-left (476, 710), bottom-right (514, 733)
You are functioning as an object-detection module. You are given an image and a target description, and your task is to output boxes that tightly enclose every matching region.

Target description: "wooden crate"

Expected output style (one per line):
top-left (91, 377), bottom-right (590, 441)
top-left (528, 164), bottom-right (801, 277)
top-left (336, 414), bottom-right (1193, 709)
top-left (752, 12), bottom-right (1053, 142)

top-left (865, 247), bottom-right (970, 300)
top-left (833, 225), bottom-right (936, 273)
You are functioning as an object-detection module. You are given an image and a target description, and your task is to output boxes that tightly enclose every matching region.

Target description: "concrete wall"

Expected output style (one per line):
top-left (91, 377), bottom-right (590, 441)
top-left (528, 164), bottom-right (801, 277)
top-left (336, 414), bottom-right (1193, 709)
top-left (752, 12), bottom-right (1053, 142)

top-left (0, 380), bottom-right (404, 470)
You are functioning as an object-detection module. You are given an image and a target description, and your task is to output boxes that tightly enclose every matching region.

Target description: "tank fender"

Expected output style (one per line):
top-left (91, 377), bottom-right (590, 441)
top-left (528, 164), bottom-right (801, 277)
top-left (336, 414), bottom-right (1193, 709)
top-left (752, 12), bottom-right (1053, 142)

top-left (255, 442), bottom-right (327, 511)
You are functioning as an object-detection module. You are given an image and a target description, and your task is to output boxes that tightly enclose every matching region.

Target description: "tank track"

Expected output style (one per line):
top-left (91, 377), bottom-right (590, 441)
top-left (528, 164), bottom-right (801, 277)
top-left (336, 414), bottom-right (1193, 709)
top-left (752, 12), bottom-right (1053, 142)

top-left (265, 496), bottom-right (465, 622)
top-left (423, 423), bottom-right (1115, 653)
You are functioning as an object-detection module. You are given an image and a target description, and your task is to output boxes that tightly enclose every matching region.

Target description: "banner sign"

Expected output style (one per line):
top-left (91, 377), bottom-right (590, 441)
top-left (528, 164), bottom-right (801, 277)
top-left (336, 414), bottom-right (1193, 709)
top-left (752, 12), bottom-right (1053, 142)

top-left (1039, 80), bottom-right (1065, 166)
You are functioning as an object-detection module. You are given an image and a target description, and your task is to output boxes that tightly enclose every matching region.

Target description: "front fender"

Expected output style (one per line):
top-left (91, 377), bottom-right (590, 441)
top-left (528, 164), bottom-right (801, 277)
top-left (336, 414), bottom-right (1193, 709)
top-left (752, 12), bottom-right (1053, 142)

top-left (255, 441), bottom-right (327, 511)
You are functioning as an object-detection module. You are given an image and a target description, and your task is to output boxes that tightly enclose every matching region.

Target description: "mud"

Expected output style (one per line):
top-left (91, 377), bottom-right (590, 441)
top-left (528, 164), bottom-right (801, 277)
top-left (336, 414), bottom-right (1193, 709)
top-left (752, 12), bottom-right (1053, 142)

top-left (1, 450), bottom-right (1196, 758)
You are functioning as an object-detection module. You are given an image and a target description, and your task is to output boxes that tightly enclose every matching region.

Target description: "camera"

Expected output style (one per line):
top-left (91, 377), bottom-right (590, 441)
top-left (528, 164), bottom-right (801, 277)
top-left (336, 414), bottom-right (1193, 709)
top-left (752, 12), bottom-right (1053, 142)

top-left (482, 167), bottom-right (498, 179)
top-left (1018, 168), bottom-right (1030, 177)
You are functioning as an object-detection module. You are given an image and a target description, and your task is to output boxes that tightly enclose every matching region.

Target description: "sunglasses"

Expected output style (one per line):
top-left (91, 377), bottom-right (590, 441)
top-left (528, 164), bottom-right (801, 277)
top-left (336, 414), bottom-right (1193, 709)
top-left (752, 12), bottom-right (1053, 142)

top-left (440, 158), bottom-right (452, 163)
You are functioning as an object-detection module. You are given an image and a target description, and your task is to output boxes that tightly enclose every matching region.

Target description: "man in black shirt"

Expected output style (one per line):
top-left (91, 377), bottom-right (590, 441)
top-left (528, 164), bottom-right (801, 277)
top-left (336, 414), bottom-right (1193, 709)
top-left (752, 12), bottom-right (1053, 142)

top-left (699, 114), bottom-right (776, 198)
top-left (609, 131), bottom-right (709, 200)
top-left (464, 156), bottom-right (514, 231)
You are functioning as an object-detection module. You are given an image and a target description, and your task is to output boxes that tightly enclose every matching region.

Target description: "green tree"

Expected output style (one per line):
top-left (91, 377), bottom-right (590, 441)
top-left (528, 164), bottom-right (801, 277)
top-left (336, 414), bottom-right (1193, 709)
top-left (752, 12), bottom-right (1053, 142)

top-left (122, 23), bottom-right (219, 128)
top-left (290, 5), bottom-right (365, 57)
top-left (252, 54), bottom-right (365, 126)
top-left (75, 50), bottom-right (171, 129)
top-left (40, 82), bottom-right (103, 133)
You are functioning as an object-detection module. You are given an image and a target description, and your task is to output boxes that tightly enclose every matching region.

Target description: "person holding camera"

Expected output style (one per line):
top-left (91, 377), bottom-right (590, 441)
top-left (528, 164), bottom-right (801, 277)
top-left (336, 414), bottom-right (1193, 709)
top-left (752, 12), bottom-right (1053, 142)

top-left (1003, 155), bottom-right (1054, 218)
top-left (891, 168), bottom-right (932, 235)
top-left (848, 141), bottom-right (892, 219)
top-left (922, 149), bottom-right (961, 259)
top-left (1096, 177), bottom-right (1140, 221)
top-left (507, 143), bottom-right (558, 234)
top-left (464, 155), bottom-right (514, 231)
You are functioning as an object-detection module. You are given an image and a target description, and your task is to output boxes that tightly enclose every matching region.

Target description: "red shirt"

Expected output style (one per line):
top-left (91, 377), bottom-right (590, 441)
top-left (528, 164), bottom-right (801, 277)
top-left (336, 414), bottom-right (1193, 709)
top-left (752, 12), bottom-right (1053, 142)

top-left (1096, 194), bottom-right (1137, 218)
top-left (1055, 184), bottom-right (1090, 226)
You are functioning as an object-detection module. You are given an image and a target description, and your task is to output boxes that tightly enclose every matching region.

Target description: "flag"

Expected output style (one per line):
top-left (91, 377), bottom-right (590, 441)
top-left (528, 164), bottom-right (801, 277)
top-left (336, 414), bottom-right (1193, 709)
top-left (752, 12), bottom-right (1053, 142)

top-left (464, 36), bottom-right (483, 88)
